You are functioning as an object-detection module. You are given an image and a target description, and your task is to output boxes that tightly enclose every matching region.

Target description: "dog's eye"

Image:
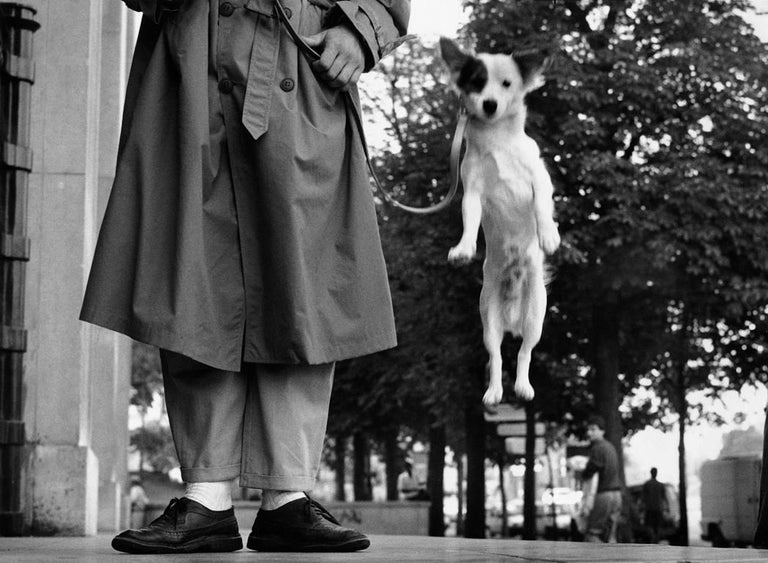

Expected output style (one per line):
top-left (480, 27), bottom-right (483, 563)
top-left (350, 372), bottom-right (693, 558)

top-left (502, 79), bottom-right (512, 88)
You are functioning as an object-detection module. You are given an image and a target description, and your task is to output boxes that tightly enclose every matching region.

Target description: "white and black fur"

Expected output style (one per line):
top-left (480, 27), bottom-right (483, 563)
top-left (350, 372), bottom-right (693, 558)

top-left (440, 38), bottom-right (560, 406)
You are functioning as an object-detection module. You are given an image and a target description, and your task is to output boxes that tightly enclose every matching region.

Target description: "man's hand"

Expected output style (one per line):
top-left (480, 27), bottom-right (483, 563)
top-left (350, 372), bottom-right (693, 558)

top-left (303, 26), bottom-right (365, 90)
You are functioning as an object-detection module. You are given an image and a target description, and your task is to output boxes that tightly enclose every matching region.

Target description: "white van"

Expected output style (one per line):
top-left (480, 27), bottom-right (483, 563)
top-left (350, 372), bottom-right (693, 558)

top-left (699, 456), bottom-right (761, 547)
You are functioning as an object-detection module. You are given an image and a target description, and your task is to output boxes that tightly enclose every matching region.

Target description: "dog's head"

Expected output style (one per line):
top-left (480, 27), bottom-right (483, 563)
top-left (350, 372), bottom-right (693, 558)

top-left (439, 37), bottom-right (549, 122)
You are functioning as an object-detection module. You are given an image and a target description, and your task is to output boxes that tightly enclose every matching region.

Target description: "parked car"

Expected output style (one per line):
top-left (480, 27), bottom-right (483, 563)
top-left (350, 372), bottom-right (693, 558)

top-left (699, 456), bottom-right (761, 547)
top-left (487, 493), bottom-right (578, 539)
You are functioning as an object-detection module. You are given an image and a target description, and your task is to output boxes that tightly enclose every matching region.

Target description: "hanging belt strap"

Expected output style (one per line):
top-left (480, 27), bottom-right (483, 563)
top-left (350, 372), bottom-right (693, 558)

top-left (273, 0), bottom-right (464, 215)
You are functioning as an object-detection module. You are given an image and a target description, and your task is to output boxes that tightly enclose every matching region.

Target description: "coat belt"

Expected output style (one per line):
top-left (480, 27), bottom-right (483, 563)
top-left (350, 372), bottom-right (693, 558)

top-left (241, 0), bottom-right (283, 140)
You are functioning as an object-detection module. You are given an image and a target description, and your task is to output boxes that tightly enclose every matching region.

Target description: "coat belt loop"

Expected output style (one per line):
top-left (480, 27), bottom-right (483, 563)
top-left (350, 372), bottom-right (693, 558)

top-left (241, 3), bottom-right (281, 140)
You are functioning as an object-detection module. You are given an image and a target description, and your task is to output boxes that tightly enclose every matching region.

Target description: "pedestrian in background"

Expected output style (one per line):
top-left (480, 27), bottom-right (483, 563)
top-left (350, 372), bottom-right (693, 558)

top-left (579, 415), bottom-right (623, 543)
top-left (641, 467), bottom-right (668, 543)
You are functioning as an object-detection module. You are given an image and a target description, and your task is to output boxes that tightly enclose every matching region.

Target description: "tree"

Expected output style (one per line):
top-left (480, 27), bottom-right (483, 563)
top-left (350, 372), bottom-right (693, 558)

top-left (130, 424), bottom-right (177, 475)
top-left (131, 342), bottom-right (163, 412)
top-left (130, 342), bottom-right (169, 477)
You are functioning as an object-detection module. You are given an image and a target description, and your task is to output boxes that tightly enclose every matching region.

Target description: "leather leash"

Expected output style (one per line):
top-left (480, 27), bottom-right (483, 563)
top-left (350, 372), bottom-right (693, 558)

top-left (274, 0), bottom-right (465, 215)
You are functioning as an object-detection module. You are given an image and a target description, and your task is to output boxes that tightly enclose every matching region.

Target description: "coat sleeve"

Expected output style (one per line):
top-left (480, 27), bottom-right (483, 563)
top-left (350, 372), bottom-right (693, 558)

top-left (326, 0), bottom-right (411, 71)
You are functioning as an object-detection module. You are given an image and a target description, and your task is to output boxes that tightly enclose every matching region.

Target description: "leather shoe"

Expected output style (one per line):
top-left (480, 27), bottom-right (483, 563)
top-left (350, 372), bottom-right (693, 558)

top-left (247, 496), bottom-right (370, 552)
top-left (111, 497), bottom-right (243, 554)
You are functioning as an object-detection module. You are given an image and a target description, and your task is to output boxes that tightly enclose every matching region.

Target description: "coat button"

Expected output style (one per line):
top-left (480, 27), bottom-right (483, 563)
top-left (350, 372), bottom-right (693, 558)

top-left (219, 78), bottom-right (233, 94)
top-left (280, 78), bottom-right (295, 92)
top-left (219, 2), bottom-right (234, 16)
top-left (283, 7), bottom-right (292, 18)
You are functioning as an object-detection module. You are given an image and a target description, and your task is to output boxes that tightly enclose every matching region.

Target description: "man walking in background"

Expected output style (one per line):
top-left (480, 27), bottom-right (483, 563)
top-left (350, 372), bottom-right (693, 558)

top-left (642, 467), bottom-right (668, 543)
top-left (579, 415), bottom-right (623, 543)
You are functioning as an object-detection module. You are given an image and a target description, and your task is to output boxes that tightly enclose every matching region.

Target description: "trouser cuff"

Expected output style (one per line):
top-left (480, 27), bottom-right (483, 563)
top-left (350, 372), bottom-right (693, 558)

top-left (239, 472), bottom-right (316, 491)
top-left (181, 463), bottom-right (241, 483)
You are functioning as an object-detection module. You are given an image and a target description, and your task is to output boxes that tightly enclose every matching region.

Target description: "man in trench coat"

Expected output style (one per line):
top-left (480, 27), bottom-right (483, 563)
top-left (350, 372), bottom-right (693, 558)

top-left (81, 0), bottom-right (409, 553)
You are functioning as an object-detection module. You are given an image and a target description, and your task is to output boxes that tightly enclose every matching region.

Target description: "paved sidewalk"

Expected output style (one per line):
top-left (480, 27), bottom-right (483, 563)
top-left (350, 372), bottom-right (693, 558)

top-left (1, 534), bottom-right (768, 562)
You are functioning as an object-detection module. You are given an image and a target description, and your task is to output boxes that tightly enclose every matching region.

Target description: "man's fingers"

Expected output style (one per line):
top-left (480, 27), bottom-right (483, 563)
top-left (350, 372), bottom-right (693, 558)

top-left (329, 64), bottom-right (354, 89)
top-left (338, 67), bottom-right (362, 91)
top-left (302, 26), bottom-right (365, 90)
top-left (313, 52), bottom-right (353, 88)
top-left (325, 60), bottom-right (364, 90)
top-left (313, 47), bottom-right (339, 76)
top-left (341, 66), bottom-right (363, 90)
top-left (302, 31), bottom-right (325, 49)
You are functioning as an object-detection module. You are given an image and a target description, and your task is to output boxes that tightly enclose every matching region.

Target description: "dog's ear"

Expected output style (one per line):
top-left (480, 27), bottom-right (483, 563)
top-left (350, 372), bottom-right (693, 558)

top-left (439, 37), bottom-right (471, 73)
top-left (513, 50), bottom-right (551, 92)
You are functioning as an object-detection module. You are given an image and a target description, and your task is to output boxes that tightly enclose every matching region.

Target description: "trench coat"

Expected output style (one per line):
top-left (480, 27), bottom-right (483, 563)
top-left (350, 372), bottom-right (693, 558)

top-left (80, 0), bottom-right (409, 371)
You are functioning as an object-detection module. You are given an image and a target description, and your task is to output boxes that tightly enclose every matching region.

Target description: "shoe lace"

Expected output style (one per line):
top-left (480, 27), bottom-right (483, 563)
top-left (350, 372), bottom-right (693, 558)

top-left (153, 497), bottom-right (188, 527)
top-left (305, 497), bottom-right (341, 526)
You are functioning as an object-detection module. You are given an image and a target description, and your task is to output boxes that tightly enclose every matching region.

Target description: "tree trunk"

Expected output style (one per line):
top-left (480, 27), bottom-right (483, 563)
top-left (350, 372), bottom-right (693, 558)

top-left (676, 388), bottom-right (689, 546)
top-left (523, 401), bottom-right (537, 540)
top-left (334, 436), bottom-right (346, 501)
top-left (353, 431), bottom-right (372, 501)
top-left (428, 423), bottom-right (446, 536)
top-left (384, 428), bottom-right (400, 501)
top-left (593, 296), bottom-right (631, 542)
top-left (464, 402), bottom-right (486, 538)
top-left (592, 296), bottom-right (626, 484)
top-left (674, 312), bottom-right (690, 546)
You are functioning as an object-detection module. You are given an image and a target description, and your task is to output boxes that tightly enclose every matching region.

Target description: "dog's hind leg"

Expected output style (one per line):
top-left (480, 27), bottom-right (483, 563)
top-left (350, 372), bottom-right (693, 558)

top-left (480, 276), bottom-right (505, 407)
top-left (514, 266), bottom-right (546, 401)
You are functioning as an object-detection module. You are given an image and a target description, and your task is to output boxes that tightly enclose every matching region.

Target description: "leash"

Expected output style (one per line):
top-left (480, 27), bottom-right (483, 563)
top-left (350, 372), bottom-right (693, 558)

top-left (274, 0), bottom-right (465, 214)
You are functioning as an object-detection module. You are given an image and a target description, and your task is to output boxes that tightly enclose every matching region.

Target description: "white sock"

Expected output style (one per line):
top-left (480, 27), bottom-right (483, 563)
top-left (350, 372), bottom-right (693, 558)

top-left (185, 481), bottom-right (233, 511)
top-left (261, 489), bottom-right (306, 511)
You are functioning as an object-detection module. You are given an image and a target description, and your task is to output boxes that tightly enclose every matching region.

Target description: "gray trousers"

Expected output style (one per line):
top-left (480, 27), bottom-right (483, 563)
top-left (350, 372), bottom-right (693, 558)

top-left (586, 490), bottom-right (622, 543)
top-left (160, 350), bottom-right (334, 490)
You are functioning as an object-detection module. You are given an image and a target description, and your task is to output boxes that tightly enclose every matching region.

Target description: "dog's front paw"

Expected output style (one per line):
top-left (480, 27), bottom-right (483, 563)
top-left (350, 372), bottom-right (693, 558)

top-left (482, 385), bottom-right (503, 408)
top-left (514, 380), bottom-right (535, 402)
top-left (538, 224), bottom-right (561, 255)
top-left (448, 243), bottom-right (476, 265)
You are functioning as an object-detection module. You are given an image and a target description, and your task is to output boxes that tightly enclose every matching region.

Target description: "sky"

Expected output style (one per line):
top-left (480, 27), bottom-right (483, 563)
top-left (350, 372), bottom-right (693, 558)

top-left (408, 0), bottom-right (467, 40)
top-left (745, 0), bottom-right (768, 39)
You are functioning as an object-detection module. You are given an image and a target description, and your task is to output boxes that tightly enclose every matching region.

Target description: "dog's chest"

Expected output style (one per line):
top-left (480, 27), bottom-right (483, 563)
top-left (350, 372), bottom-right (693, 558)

top-left (467, 143), bottom-right (537, 241)
top-left (470, 146), bottom-right (534, 204)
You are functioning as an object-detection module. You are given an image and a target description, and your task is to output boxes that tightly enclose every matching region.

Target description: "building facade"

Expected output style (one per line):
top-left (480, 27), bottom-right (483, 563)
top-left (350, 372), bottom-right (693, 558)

top-left (12, 0), bottom-right (136, 535)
